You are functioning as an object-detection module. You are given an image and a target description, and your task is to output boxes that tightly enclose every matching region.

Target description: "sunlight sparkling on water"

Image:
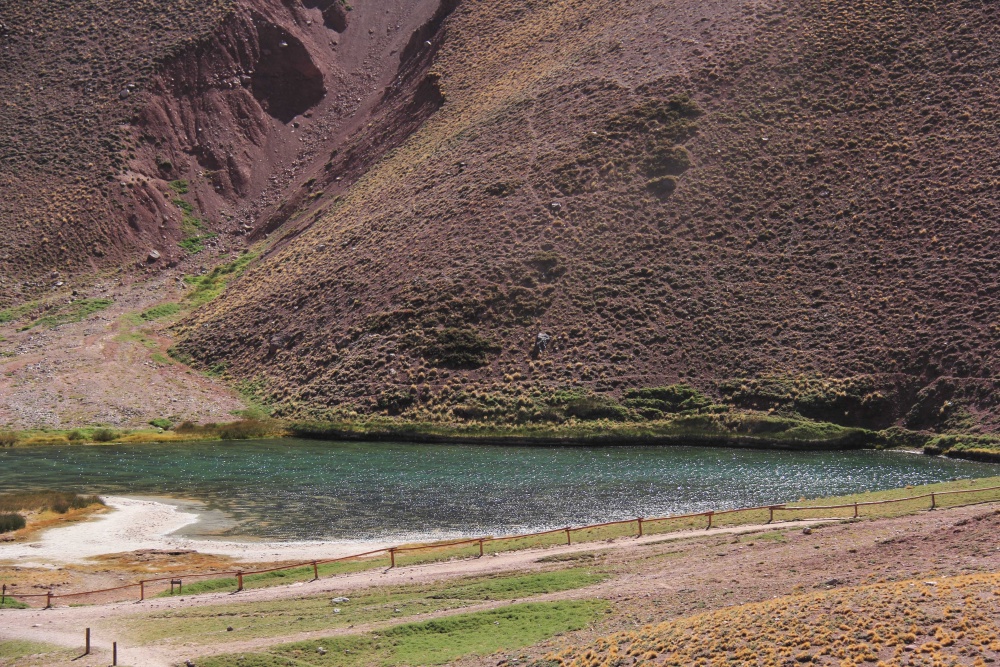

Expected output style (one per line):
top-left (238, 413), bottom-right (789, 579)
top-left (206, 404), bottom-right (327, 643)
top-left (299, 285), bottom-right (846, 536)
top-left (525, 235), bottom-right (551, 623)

top-left (1, 439), bottom-right (996, 541)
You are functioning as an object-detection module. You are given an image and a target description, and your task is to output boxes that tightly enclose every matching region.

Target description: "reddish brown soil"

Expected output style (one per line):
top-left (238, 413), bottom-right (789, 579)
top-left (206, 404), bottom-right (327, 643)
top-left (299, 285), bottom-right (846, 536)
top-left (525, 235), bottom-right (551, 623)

top-left (0, 0), bottom-right (442, 291)
top-left (2, 0), bottom-right (999, 430)
top-left (171, 0), bottom-right (1000, 428)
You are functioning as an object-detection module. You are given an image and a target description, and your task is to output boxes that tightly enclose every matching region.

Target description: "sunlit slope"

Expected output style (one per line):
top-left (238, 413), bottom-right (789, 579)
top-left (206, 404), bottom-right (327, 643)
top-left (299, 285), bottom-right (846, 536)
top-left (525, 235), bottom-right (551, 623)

top-left (0, 0), bottom-right (233, 285)
top-left (177, 0), bottom-right (1000, 427)
top-left (550, 571), bottom-right (1000, 666)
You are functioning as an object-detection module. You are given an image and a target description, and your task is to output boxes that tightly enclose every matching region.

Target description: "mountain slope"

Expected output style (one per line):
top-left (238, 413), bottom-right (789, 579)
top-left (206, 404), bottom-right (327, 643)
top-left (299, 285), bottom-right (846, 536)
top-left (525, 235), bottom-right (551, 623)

top-left (172, 0), bottom-right (1000, 430)
top-left (0, 0), bottom-right (441, 294)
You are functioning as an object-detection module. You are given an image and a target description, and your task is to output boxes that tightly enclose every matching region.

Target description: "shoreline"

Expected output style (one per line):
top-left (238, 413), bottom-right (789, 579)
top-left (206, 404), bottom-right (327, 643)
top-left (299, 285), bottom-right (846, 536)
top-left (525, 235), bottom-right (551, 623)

top-left (0, 496), bottom-right (392, 565)
top-left (3, 417), bottom-right (999, 463)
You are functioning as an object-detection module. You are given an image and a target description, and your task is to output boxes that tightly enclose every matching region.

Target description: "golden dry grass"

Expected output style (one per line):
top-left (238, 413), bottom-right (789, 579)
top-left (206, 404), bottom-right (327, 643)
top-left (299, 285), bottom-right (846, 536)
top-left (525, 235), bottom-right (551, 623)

top-left (550, 571), bottom-right (1000, 667)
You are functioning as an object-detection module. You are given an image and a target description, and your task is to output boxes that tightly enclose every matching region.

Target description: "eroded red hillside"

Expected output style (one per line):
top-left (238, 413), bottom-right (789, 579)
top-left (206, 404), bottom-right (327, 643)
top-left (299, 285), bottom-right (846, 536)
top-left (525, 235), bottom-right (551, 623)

top-left (0, 0), bottom-right (442, 295)
top-left (172, 0), bottom-right (1000, 430)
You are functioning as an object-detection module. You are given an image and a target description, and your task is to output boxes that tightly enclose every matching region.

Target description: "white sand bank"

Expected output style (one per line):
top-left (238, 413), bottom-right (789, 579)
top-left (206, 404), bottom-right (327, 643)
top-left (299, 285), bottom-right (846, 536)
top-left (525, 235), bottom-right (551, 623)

top-left (0, 496), bottom-right (390, 564)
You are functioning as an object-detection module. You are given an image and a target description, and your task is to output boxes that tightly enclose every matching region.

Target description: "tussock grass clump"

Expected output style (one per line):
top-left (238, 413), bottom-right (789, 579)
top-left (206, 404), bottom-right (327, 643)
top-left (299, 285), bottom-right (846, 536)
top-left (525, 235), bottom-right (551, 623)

top-left (0, 431), bottom-right (17, 447)
top-left (217, 419), bottom-right (271, 440)
top-left (0, 513), bottom-right (26, 533)
top-left (172, 419), bottom-right (280, 441)
top-left (418, 327), bottom-right (498, 369)
top-left (91, 428), bottom-right (118, 442)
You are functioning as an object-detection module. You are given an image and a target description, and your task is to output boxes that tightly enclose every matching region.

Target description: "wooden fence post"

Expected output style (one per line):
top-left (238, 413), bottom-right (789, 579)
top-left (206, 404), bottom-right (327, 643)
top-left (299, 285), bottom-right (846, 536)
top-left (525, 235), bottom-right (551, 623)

top-left (312, 562), bottom-right (319, 581)
top-left (113, 642), bottom-right (118, 666)
top-left (389, 548), bottom-right (396, 568)
top-left (565, 528), bottom-right (572, 545)
top-left (637, 517), bottom-right (644, 537)
top-left (931, 493), bottom-right (936, 510)
top-left (768, 507), bottom-right (775, 524)
top-left (236, 571), bottom-right (244, 592)
top-left (45, 591), bottom-right (52, 609)
top-left (706, 511), bottom-right (714, 530)
top-left (478, 539), bottom-right (484, 558)
top-left (85, 628), bottom-right (91, 655)
top-left (139, 581), bottom-right (145, 602)
top-left (853, 503), bottom-right (859, 519)
top-left (2, 583), bottom-right (5, 605)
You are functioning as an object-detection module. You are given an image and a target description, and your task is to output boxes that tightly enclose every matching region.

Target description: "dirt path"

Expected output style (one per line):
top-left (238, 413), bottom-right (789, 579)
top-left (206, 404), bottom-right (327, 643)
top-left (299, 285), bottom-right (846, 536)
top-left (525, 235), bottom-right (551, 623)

top-left (4, 503), bottom-right (999, 667)
top-left (0, 519), bottom-right (822, 666)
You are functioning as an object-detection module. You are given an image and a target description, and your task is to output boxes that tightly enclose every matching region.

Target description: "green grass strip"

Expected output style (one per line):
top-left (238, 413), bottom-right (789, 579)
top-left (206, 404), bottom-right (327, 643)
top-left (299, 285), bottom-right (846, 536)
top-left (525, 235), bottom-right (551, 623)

top-left (137, 569), bottom-right (605, 646)
top-left (138, 302), bottom-right (182, 321)
top-left (0, 639), bottom-right (67, 659)
top-left (0, 597), bottom-right (29, 609)
top-left (22, 298), bottom-right (112, 329)
top-left (197, 600), bottom-right (608, 667)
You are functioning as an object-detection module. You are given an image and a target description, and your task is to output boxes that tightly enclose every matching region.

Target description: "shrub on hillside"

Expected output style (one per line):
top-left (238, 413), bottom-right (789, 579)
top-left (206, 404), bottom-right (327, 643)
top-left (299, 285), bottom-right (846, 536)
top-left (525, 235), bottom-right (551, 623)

top-left (0, 431), bottom-right (17, 447)
top-left (623, 385), bottom-right (712, 414)
top-left (420, 327), bottom-right (497, 369)
top-left (564, 396), bottom-right (630, 421)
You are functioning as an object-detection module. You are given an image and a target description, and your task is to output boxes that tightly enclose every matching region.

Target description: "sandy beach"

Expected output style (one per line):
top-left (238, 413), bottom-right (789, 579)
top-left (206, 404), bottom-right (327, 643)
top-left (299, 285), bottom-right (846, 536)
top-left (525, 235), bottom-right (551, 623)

top-left (0, 496), bottom-right (391, 565)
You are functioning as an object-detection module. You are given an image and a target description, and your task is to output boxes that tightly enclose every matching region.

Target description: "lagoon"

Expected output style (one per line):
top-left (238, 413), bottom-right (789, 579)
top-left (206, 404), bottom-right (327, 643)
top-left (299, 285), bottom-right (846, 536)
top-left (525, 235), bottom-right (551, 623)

top-left (0, 439), bottom-right (996, 542)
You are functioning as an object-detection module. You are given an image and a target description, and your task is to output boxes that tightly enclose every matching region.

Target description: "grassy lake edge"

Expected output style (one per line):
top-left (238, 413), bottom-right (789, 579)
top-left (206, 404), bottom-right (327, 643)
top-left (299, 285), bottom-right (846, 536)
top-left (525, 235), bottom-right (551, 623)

top-left (2, 412), bottom-right (999, 463)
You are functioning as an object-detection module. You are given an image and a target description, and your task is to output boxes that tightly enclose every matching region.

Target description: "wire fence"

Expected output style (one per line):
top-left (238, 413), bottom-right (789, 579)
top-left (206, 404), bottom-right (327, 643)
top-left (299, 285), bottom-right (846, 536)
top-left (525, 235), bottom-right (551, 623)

top-left (3, 483), bottom-right (999, 608)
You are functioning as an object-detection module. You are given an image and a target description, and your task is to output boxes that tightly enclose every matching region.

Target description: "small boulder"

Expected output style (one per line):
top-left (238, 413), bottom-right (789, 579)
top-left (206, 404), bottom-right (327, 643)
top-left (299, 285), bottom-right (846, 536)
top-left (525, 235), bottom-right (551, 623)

top-left (148, 250), bottom-right (161, 262)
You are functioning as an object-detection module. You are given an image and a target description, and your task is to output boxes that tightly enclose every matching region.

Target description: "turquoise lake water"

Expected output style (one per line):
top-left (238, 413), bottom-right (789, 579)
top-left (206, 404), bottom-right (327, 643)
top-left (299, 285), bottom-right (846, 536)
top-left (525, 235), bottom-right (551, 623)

top-left (0, 439), bottom-right (996, 541)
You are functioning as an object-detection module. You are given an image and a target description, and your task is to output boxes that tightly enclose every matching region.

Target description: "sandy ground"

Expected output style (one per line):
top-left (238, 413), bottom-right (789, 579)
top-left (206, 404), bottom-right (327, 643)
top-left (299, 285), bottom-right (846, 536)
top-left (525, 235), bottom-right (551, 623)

top-left (0, 497), bottom-right (391, 566)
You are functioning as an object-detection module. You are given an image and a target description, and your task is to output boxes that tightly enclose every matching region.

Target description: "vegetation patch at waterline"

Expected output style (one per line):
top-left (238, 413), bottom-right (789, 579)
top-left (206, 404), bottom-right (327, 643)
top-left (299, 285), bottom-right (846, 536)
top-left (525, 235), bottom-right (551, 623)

top-left (1, 379), bottom-right (993, 458)
top-left (195, 600), bottom-right (609, 667)
top-left (0, 491), bottom-right (104, 515)
top-left (281, 383), bottom-right (914, 450)
top-left (0, 513), bottom-right (26, 534)
top-left (290, 411), bottom-right (875, 450)
top-left (0, 491), bottom-right (106, 541)
top-left (924, 433), bottom-right (1000, 462)
top-left (0, 419), bottom-right (288, 447)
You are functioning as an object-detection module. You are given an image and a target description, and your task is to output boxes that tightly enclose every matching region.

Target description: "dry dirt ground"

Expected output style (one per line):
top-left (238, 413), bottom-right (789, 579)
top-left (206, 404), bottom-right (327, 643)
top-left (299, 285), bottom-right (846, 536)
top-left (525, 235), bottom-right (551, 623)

top-left (1, 503), bottom-right (998, 667)
top-left (0, 274), bottom-right (245, 430)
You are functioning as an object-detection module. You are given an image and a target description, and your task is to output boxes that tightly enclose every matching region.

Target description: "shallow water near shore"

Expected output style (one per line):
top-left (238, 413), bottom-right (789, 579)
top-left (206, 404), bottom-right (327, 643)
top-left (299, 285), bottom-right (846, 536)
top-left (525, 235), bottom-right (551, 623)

top-left (0, 439), bottom-right (997, 542)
